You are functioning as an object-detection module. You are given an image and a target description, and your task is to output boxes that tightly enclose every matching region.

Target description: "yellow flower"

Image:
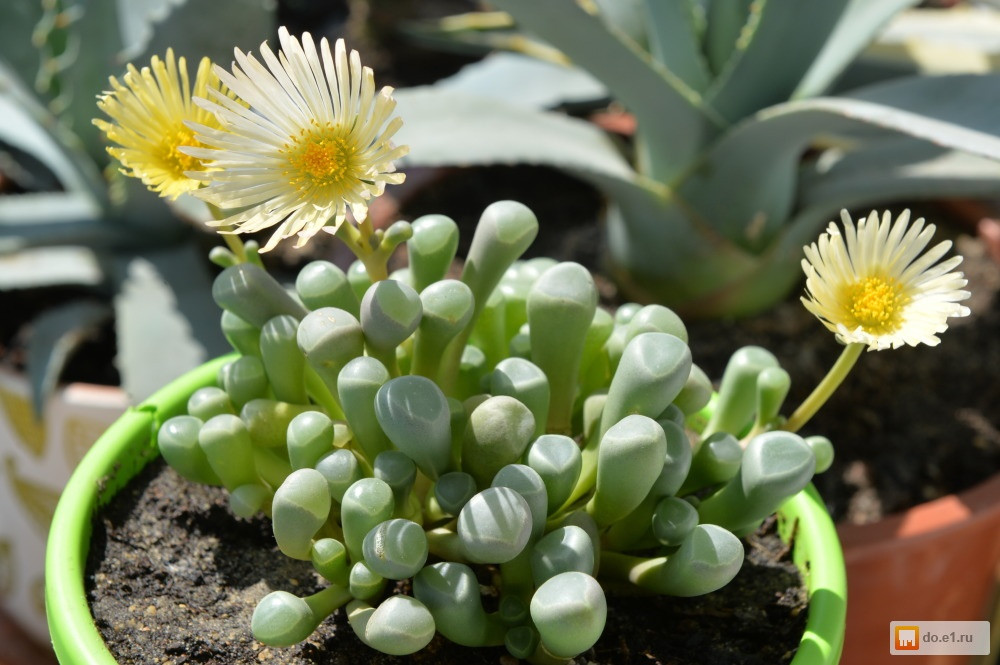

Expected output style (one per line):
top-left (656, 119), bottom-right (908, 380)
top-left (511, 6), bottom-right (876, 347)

top-left (94, 49), bottom-right (226, 199)
top-left (801, 209), bottom-right (971, 350)
top-left (184, 27), bottom-right (408, 252)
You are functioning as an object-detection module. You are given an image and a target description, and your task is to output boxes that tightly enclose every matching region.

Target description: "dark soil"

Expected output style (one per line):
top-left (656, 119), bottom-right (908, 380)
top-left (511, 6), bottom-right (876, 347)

top-left (86, 458), bottom-right (807, 665)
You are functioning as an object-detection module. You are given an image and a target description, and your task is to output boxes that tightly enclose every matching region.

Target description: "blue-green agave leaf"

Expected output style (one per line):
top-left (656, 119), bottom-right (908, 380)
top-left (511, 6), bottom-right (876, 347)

top-left (703, 0), bottom-right (754, 76)
top-left (680, 73), bottom-right (1000, 250)
top-left (26, 300), bottom-right (112, 417)
top-left (112, 244), bottom-right (229, 401)
top-left (130, 0), bottom-right (276, 67)
top-left (642, 0), bottom-right (711, 92)
top-left (0, 62), bottom-right (105, 205)
top-left (800, 141), bottom-right (1000, 216)
top-left (0, 3), bottom-right (45, 91)
top-left (433, 52), bottom-right (606, 110)
top-left (485, 0), bottom-right (723, 180)
top-left (704, 0), bottom-right (851, 123)
top-left (0, 245), bottom-right (103, 288)
top-left (792, 0), bottom-right (922, 99)
top-left (393, 88), bottom-right (658, 201)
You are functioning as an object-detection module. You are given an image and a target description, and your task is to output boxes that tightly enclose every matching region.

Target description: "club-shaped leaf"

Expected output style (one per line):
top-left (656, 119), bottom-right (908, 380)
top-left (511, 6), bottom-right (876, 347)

top-left (599, 332), bottom-right (691, 438)
top-left (492, 464), bottom-right (548, 539)
top-left (697, 431), bottom-right (816, 536)
top-left (272, 468), bottom-right (332, 560)
top-left (526, 434), bottom-right (583, 514)
top-left (346, 596), bottom-right (436, 656)
top-left (527, 262), bottom-right (597, 433)
top-left (295, 260), bottom-right (359, 315)
top-left (314, 449), bottom-right (362, 504)
top-left (375, 375), bottom-right (452, 479)
top-left (408, 214), bottom-right (460, 291)
top-left (362, 519), bottom-right (428, 580)
top-left (286, 411), bottom-right (334, 471)
top-left (489, 357), bottom-right (550, 439)
top-left (587, 414), bottom-right (667, 527)
top-left (338, 356), bottom-right (393, 462)
top-left (413, 561), bottom-right (507, 647)
top-left (457, 486), bottom-right (533, 563)
top-left (433, 471), bottom-right (478, 516)
top-left (529, 571), bottom-right (606, 659)
top-left (341, 477), bottom-right (395, 563)
top-left (157, 415), bottom-right (220, 486)
top-left (530, 526), bottom-right (595, 586)
top-left (461, 395), bottom-right (535, 488)
top-left (260, 315), bottom-right (307, 404)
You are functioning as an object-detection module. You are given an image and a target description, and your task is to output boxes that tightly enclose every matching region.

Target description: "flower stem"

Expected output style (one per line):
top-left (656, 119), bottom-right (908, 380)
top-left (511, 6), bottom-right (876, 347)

top-left (335, 220), bottom-right (389, 282)
top-left (207, 204), bottom-right (249, 263)
top-left (782, 342), bottom-right (864, 433)
top-left (219, 231), bottom-right (248, 263)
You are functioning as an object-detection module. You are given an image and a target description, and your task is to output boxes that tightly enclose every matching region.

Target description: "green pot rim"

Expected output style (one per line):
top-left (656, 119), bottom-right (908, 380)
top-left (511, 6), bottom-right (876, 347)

top-left (45, 355), bottom-right (845, 665)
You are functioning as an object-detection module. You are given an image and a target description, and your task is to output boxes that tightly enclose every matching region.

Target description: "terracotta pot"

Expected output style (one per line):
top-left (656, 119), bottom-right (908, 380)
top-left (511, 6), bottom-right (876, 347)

top-left (45, 355), bottom-right (846, 665)
top-left (836, 472), bottom-right (1000, 664)
top-left (0, 367), bottom-right (128, 641)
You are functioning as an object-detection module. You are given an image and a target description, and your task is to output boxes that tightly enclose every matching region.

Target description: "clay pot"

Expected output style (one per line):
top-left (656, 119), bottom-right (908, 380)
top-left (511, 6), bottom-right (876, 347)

top-left (837, 472), bottom-right (1000, 664)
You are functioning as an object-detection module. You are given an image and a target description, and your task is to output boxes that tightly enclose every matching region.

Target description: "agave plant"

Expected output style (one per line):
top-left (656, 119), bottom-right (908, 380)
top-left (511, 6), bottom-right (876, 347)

top-left (0, 0), bottom-right (274, 408)
top-left (390, 0), bottom-right (1000, 318)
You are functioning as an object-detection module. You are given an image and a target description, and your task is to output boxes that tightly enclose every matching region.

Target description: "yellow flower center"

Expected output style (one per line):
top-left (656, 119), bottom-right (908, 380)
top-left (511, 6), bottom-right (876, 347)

top-left (159, 126), bottom-right (204, 175)
top-left (284, 123), bottom-right (357, 192)
top-left (843, 275), bottom-right (907, 333)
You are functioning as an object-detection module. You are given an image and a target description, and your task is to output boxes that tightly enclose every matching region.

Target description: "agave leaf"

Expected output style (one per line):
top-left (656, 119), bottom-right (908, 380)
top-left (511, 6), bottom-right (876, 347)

top-left (0, 193), bottom-right (110, 253)
top-left (642, 0), bottom-right (711, 92)
top-left (0, 62), bottom-right (106, 204)
top-left (46, 0), bottom-right (126, 163)
top-left (393, 88), bottom-right (657, 200)
top-left (0, 3), bottom-right (46, 100)
top-left (592, 0), bottom-right (648, 49)
top-left (399, 15), bottom-right (566, 63)
top-left (485, 0), bottom-right (724, 181)
top-left (680, 73), bottom-right (1000, 250)
top-left (131, 0), bottom-right (276, 67)
top-left (793, 0), bottom-right (922, 98)
top-left (703, 0), bottom-right (754, 76)
top-left (800, 141), bottom-right (1000, 214)
top-left (25, 300), bottom-right (112, 417)
top-left (433, 52), bottom-right (606, 110)
top-left (112, 244), bottom-right (229, 401)
top-left (705, 0), bottom-right (851, 123)
top-left (0, 245), bottom-right (103, 289)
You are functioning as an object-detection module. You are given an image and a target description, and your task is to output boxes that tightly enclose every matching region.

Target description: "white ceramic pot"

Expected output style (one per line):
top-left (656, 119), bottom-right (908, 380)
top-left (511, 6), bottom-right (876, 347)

top-left (0, 368), bottom-right (128, 641)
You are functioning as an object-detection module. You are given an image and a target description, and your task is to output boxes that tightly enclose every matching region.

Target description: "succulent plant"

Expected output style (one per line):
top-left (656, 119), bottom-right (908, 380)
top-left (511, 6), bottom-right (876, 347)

top-left (156, 199), bottom-right (830, 662)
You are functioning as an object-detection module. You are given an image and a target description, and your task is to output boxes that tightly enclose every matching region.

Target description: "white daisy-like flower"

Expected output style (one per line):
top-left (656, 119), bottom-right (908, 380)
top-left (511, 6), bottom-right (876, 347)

top-left (185, 27), bottom-right (408, 251)
top-left (801, 209), bottom-right (971, 351)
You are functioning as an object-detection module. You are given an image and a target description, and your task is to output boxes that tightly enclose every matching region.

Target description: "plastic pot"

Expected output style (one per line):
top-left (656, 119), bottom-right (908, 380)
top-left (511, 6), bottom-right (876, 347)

top-left (45, 356), bottom-right (846, 665)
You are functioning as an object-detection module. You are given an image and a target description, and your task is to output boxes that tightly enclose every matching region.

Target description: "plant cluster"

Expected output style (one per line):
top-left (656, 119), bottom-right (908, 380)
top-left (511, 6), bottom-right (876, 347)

top-left (95, 25), bottom-right (971, 664)
top-left (156, 198), bottom-right (831, 661)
